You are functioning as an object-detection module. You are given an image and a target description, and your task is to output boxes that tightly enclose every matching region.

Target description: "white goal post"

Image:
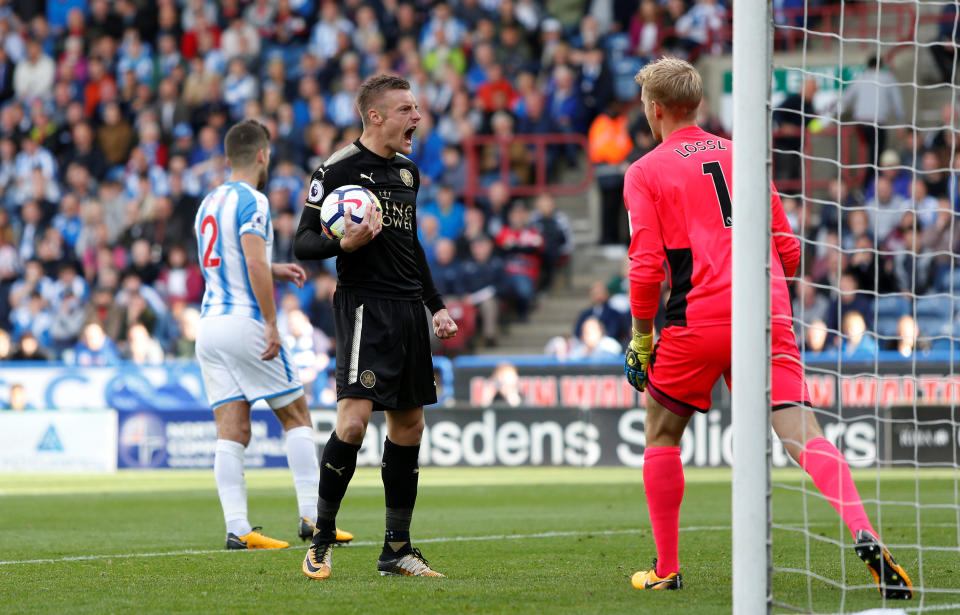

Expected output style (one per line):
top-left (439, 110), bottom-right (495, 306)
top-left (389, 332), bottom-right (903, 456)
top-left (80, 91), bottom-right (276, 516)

top-left (730, 0), bottom-right (772, 613)
top-left (733, 1), bottom-right (960, 613)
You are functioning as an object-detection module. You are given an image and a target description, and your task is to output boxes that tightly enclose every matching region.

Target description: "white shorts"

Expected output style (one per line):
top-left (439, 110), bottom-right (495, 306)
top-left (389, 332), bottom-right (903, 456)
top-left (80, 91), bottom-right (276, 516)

top-left (196, 314), bottom-right (303, 409)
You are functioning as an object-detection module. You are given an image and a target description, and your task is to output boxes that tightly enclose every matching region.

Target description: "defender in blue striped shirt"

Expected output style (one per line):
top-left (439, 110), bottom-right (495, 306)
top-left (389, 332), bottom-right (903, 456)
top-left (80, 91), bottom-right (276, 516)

top-left (194, 119), bottom-right (353, 551)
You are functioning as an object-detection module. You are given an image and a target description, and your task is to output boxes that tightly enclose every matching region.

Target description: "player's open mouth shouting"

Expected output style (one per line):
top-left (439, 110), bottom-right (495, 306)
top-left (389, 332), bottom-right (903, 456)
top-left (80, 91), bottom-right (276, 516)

top-left (403, 125), bottom-right (416, 148)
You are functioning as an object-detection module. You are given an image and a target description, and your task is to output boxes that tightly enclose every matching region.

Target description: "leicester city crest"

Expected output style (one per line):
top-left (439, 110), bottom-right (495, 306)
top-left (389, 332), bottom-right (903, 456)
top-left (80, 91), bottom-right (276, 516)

top-left (360, 370), bottom-right (376, 388)
top-left (399, 168), bottom-right (413, 187)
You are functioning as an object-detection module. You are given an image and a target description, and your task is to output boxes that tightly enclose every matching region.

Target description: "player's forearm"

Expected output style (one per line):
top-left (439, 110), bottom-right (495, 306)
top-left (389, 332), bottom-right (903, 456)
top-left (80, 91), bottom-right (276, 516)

top-left (294, 206), bottom-right (343, 260)
top-left (633, 317), bottom-right (654, 335)
top-left (247, 258), bottom-right (278, 324)
top-left (629, 278), bottom-right (661, 321)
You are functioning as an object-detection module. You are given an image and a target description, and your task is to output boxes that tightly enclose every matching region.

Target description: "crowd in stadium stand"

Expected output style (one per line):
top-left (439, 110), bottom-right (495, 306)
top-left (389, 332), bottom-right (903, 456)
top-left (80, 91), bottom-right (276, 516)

top-left (0, 0), bottom-right (655, 368)
top-left (773, 50), bottom-right (960, 357)
top-left (0, 0), bottom-right (957, 389)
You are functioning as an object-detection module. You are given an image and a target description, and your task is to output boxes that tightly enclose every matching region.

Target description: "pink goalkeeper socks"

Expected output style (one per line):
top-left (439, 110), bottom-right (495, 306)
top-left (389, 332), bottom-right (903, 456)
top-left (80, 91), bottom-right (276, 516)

top-left (799, 437), bottom-right (876, 539)
top-left (643, 446), bottom-right (685, 577)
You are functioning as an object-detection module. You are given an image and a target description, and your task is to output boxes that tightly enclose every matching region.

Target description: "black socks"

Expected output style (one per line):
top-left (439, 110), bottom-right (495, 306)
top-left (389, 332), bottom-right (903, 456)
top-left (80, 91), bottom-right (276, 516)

top-left (315, 431), bottom-right (360, 538)
top-left (381, 437), bottom-right (420, 557)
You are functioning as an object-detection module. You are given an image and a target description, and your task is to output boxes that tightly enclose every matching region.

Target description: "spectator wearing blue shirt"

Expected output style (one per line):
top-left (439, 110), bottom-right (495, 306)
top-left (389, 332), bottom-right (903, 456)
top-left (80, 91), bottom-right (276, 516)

top-left (291, 76), bottom-right (319, 132)
top-left (420, 2), bottom-right (467, 53)
top-left (840, 311), bottom-right (878, 360)
top-left (547, 64), bottom-right (586, 133)
top-left (4, 383), bottom-right (34, 411)
top-left (222, 58), bottom-right (258, 120)
top-left (461, 235), bottom-right (508, 347)
top-left (546, 64), bottom-right (585, 170)
top-left (567, 316), bottom-right (623, 362)
top-left (70, 321), bottom-right (121, 366)
top-left (419, 185), bottom-right (465, 241)
top-left (47, 0), bottom-right (87, 33)
top-left (825, 272), bottom-right (875, 345)
top-left (438, 145), bottom-right (467, 193)
top-left (574, 281), bottom-right (627, 343)
top-left (8, 259), bottom-right (54, 311)
top-left (155, 34), bottom-right (182, 80)
top-left (308, 2), bottom-right (354, 62)
top-left (50, 261), bottom-right (87, 305)
top-left (430, 238), bottom-right (464, 297)
top-left (122, 147), bottom-right (171, 200)
top-left (269, 160), bottom-right (305, 202)
top-left (188, 126), bottom-right (224, 167)
top-left (409, 111), bottom-right (446, 184)
top-left (51, 193), bottom-right (82, 252)
top-left (327, 71), bottom-right (361, 128)
top-left (465, 42), bottom-right (495, 93)
top-left (801, 318), bottom-right (837, 359)
top-left (11, 290), bottom-right (53, 348)
top-left (13, 135), bottom-right (57, 204)
top-left (515, 89), bottom-right (553, 135)
top-left (116, 29), bottom-right (154, 89)
top-left (418, 214), bottom-right (441, 267)
top-left (863, 149), bottom-right (912, 202)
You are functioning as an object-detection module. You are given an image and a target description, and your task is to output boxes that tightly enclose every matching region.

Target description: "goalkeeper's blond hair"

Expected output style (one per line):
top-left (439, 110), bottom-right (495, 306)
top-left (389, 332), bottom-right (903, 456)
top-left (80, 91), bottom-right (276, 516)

top-left (635, 57), bottom-right (702, 119)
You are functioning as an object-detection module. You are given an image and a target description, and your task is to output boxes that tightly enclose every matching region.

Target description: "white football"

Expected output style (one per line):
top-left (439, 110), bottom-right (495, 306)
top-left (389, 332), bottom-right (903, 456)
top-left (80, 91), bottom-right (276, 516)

top-left (319, 184), bottom-right (382, 239)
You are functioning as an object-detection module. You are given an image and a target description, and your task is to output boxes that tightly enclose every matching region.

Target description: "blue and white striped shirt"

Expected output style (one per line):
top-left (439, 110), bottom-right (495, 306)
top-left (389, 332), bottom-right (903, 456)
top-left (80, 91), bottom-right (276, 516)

top-left (195, 181), bottom-right (273, 321)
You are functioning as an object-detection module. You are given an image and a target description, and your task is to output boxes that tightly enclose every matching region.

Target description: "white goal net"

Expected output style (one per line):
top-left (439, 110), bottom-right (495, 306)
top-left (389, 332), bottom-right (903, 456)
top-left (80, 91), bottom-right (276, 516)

top-left (766, 1), bottom-right (960, 612)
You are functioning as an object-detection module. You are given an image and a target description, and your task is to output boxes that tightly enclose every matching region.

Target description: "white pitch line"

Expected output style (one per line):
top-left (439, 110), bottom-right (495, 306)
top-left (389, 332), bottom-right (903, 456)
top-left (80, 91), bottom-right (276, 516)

top-left (814, 604), bottom-right (960, 615)
top-left (0, 547), bottom-right (239, 566)
top-left (906, 604), bottom-right (960, 613)
top-left (4, 522), bottom-right (950, 568)
top-left (0, 526), bottom-right (729, 567)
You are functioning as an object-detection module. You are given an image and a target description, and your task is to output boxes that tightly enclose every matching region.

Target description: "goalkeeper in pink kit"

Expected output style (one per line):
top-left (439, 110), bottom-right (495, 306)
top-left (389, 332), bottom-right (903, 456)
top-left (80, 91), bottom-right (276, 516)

top-left (623, 57), bottom-right (912, 599)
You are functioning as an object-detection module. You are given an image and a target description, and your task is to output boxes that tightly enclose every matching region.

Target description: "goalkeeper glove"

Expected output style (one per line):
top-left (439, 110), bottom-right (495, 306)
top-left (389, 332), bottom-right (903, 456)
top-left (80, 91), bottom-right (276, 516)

top-left (624, 329), bottom-right (653, 392)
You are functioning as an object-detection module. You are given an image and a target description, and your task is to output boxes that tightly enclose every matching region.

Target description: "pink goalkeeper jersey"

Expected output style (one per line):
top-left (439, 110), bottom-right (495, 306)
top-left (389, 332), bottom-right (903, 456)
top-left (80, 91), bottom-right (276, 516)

top-left (624, 125), bottom-right (800, 327)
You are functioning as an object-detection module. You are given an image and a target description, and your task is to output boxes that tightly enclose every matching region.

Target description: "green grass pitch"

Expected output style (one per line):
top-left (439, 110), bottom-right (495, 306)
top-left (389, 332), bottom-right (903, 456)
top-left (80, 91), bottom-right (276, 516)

top-left (1, 467), bottom-right (958, 614)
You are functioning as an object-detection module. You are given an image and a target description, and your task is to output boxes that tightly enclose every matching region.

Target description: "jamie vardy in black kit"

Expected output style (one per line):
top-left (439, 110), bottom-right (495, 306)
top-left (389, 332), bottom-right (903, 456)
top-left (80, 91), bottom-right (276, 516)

top-left (295, 74), bottom-right (458, 581)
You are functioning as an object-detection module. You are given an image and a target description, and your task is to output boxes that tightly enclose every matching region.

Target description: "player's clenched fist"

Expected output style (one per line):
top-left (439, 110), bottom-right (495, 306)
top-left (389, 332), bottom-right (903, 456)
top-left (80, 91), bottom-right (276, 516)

top-left (624, 329), bottom-right (653, 392)
top-left (432, 308), bottom-right (458, 339)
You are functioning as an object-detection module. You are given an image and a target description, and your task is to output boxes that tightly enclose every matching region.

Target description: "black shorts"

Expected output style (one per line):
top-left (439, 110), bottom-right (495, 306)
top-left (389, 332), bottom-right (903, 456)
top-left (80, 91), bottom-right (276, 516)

top-left (333, 289), bottom-right (437, 411)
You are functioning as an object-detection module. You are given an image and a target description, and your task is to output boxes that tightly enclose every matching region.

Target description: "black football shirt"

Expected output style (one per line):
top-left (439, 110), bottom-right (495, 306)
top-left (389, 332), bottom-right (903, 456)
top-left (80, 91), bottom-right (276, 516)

top-left (294, 139), bottom-right (444, 313)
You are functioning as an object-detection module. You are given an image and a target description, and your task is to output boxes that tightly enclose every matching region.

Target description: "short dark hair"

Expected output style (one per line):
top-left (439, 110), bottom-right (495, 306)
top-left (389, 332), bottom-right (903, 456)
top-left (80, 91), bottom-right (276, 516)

top-left (356, 74), bottom-right (411, 126)
top-left (224, 119), bottom-right (270, 168)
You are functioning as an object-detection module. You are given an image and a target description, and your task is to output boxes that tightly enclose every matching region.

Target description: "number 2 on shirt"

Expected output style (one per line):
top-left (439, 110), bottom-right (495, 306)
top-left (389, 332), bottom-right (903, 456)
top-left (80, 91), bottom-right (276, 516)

top-left (201, 215), bottom-right (222, 268)
top-left (702, 161), bottom-right (733, 228)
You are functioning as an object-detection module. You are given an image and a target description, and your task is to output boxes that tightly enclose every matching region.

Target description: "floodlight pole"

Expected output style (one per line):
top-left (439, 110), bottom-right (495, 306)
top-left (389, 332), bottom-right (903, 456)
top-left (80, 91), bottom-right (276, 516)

top-left (731, 0), bottom-right (772, 613)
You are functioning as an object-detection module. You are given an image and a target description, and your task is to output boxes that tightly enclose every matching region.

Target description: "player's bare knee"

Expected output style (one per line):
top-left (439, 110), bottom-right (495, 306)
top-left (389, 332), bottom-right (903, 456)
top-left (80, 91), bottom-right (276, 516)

top-left (214, 401), bottom-right (253, 445)
top-left (389, 418), bottom-right (424, 445)
top-left (385, 408), bottom-right (425, 445)
top-left (772, 404), bottom-right (823, 458)
top-left (219, 425), bottom-right (251, 446)
top-left (336, 416), bottom-right (367, 444)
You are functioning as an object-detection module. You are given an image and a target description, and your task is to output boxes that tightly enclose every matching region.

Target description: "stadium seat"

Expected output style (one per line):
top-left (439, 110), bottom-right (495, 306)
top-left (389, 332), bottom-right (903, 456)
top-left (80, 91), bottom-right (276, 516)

top-left (875, 315), bottom-right (901, 338)
top-left (915, 296), bottom-right (953, 320)
top-left (933, 268), bottom-right (960, 294)
top-left (916, 314), bottom-right (951, 338)
top-left (929, 337), bottom-right (954, 352)
top-left (876, 295), bottom-right (910, 318)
